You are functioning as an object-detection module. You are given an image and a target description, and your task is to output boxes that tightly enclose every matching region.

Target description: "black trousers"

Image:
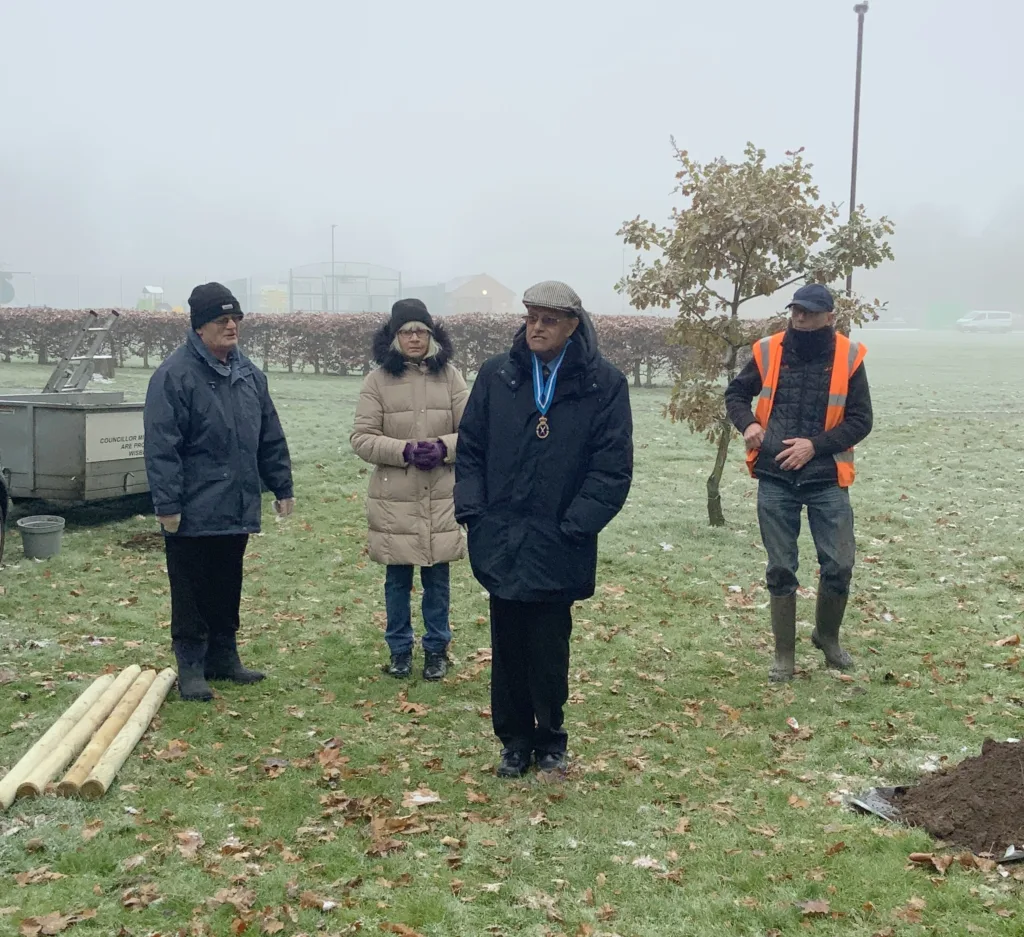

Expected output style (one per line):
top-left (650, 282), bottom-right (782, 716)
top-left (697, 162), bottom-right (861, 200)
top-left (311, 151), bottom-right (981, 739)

top-left (490, 596), bottom-right (573, 756)
top-left (164, 535), bottom-right (248, 646)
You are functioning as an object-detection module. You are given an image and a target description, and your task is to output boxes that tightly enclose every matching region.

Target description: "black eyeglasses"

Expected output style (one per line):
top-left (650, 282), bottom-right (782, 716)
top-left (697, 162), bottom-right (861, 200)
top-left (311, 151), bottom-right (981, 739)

top-left (523, 313), bottom-right (572, 328)
top-left (211, 314), bottom-right (244, 326)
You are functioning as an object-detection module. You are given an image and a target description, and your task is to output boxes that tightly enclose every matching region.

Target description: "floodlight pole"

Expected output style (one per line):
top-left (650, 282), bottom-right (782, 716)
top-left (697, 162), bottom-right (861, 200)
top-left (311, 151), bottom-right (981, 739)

top-left (846, 2), bottom-right (868, 297)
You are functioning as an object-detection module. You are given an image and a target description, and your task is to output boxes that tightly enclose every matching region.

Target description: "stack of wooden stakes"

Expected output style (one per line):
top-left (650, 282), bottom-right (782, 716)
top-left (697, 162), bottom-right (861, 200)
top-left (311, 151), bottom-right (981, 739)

top-left (0, 666), bottom-right (177, 809)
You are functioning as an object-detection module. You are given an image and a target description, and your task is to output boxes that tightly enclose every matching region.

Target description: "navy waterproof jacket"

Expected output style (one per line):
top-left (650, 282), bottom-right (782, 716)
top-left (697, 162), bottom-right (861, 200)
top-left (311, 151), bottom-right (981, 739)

top-left (454, 313), bottom-right (633, 604)
top-left (143, 330), bottom-right (293, 537)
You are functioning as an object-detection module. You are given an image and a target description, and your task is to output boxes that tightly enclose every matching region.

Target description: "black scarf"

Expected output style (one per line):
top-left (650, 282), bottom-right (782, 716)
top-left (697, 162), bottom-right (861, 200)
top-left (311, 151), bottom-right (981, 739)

top-left (788, 326), bottom-right (834, 361)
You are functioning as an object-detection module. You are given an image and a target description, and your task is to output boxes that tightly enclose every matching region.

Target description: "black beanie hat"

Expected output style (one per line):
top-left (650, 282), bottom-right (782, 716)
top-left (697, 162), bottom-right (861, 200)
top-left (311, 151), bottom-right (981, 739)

top-left (389, 298), bottom-right (433, 335)
top-left (188, 282), bottom-right (243, 331)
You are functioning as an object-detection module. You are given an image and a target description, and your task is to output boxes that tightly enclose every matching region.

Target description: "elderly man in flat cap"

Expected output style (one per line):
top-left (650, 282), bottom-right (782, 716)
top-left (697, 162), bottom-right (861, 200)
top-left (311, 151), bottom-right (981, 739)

top-left (144, 282), bottom-right (294, 702)
top-left (455, 281), bottom-right (633, 778)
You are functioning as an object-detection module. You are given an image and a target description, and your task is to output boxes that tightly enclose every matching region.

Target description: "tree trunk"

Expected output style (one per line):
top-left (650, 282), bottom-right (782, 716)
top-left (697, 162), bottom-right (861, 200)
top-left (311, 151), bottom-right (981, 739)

top-left (706, 422), bottom-right (731, 527)
top-left (645, 360), bottom-right (654, 387)
top-left (632, 360), bottom-right (642, 388)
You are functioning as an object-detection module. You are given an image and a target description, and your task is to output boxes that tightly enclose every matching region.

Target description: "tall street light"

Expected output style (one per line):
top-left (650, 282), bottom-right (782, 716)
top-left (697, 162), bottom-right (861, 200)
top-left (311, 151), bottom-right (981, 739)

top-left (846, 2), bottom-right (869, 297)
top-left (330, 224), bottom-right (337, 312)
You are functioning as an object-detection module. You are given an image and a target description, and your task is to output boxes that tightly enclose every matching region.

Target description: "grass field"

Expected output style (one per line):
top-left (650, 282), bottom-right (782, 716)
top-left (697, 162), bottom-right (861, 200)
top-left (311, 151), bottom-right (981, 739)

top-left (1, 330), bottom-right (1023, 936)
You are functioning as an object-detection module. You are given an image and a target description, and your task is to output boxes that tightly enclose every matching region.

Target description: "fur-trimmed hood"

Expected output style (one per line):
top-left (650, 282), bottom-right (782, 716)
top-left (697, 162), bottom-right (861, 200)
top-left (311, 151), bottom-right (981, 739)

top-left (372, 321), bottom-right (454, 376)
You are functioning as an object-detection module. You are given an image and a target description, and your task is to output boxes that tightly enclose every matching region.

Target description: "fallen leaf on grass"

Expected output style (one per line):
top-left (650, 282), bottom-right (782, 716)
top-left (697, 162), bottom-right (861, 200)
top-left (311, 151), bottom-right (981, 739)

top-left (153, 739), bottom-right (189, 761)
top-left (15, 867), bottom-right (65, 887)
top-left (825, 841), bottom-right (847, 857)
top-left (366, 838), bottom-right (408, 858)
top-left (19, 909), bottom-right (96, 936)
top-left (261, 913), bottom-right (285, 935)
top-left (121, 855), bottom-right (146, 872)
top-left (175, 829), bottom-right (205, 859)
top-left (299, 891), bottom-right (338, 912)
top-left (672, 817), bottom-right (691, 834)
top-left (401, 788), bottom-right (441, 808)
top-left (397, 701), bottom-right (429, 716)
top-left (0, 668), bottom-right (16, 684)
top-left (796, 899), bottom-right (831, 917)
top-left (208, 887), bottom-right (257, 914)
top-left (909, 852), bottom-right (954, 875)
top-left (379, 925), bottom-right (425, 937)
top-left (121, 883), bottom-right (161, 910)
top-left (80, 820), bottom-right (103, 842)
top-left (894, 896), bottom-right (926, 924)
top-left (260, 758), bottom-right (289, 778)
top-left (787, 795), bottom-right (810, 809)
top-left (994, 635), bottom-right (1020, 647)
top-left (479, 883), bottom-right (502, 893)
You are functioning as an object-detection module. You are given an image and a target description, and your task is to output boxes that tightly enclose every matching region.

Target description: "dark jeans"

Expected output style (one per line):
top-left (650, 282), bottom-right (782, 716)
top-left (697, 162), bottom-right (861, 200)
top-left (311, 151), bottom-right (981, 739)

top-left (490, 596), bottom-right (572, 757)
top-left (165, 535), bottom-right (248, 645)
top-left (384, 563), bottom-right (451, 655)
top-left (757, 477), bottom-right (855, 597)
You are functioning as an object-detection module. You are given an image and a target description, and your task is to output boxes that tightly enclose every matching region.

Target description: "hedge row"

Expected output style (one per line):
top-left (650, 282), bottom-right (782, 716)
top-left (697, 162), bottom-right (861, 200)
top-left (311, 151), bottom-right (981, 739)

top-left (0, 308), bottom-right (701, 387)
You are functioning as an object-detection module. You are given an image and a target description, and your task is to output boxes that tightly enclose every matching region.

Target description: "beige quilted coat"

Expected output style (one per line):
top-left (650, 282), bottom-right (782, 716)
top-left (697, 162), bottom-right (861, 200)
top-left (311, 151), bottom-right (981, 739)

top-left (350, 337), bottom-right (468, 567)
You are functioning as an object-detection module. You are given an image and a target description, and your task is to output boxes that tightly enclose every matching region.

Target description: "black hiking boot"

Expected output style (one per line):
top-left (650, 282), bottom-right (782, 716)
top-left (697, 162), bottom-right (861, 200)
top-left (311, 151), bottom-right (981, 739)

top-left (768, 593), bottom-right (797, 682)
top-left (173, 640), bottom-right (213, 702)
top-left (423, 650), bottom-right (449, 682)
top-left (205, 631), bottom-right (265, 683)
top-left (385, 652), bottom-right (413, 678)
top-left (536, 751), bottom-right (568, 773)
top-left (496, 748), bottom-right (531, 779)
top-left (811, 589), bottom-right (855, 670)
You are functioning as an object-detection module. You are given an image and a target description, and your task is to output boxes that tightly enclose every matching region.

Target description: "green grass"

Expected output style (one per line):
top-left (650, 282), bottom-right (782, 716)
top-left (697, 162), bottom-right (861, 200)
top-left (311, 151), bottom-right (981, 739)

top-left (1, 330), bottom-right (1023, 936)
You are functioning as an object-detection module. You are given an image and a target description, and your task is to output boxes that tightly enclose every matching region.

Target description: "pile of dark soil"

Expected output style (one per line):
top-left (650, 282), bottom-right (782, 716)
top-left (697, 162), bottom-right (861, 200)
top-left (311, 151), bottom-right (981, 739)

top-left (893, 738), bottom-right (1024, 855)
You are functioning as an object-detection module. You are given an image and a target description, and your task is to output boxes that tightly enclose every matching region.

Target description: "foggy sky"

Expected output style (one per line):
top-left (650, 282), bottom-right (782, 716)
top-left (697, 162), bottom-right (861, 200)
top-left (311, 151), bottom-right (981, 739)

top-left (1, 0), bottom-right (1021, 313)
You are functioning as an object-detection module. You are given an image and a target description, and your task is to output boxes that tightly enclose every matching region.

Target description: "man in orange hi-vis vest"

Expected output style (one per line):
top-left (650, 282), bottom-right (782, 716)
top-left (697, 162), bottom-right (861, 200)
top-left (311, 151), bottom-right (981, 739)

top-left (725, 284), bottom-right (873, 682)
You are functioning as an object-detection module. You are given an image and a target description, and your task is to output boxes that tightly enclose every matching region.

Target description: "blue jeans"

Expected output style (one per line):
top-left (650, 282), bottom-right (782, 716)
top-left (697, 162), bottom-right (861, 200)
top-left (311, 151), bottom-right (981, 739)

top-left (756, 478), bottom-right (856, 597)
top-left (384, 564), bottom-right (451, 655)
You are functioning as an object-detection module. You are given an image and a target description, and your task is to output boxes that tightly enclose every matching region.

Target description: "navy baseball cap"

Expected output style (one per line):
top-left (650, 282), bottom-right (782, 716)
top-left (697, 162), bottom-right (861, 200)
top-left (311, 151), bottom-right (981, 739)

top-left (786, 283), bottom-right (834, 314)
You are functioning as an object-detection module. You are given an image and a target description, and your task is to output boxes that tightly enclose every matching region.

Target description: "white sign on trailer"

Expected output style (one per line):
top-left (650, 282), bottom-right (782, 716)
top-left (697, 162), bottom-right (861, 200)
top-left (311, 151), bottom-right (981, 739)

top-left (85, 410), bottom-right (146, 462)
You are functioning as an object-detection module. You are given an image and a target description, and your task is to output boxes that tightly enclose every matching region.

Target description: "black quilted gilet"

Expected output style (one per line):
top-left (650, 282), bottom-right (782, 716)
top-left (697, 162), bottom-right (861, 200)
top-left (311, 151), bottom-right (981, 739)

top-left (755, 333), bottom-right (838, 486)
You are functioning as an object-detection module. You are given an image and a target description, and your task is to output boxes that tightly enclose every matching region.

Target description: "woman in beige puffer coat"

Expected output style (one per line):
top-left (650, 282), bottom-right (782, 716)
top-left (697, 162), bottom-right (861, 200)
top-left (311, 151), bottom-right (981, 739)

top-left (350, 299), bottom-right (468, 681)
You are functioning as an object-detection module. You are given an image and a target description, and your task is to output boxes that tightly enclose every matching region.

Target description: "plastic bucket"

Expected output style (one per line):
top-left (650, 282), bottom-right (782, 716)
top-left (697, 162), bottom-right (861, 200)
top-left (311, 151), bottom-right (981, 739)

top-left (17, 515), bottom-right (66, 559)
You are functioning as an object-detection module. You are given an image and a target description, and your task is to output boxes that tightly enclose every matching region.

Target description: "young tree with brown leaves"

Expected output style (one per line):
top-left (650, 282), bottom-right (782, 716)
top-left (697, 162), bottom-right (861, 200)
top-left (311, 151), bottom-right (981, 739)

top-left (619, 142), bottom-right (893, 526)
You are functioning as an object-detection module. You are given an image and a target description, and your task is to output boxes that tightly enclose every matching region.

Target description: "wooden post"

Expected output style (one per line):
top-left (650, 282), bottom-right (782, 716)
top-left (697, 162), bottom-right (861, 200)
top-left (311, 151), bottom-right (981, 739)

top-left (0, 674), bottom-right (115, 810)
top-left (80, 668), bottom-right (177, 800)
top-left (57, 670), bottom-right (157, 797)
top-left (15, 666), bottom-right (141, 800)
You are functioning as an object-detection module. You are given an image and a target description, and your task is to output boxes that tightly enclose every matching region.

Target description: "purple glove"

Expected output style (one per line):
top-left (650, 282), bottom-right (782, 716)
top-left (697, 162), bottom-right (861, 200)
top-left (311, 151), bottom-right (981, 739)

top-left (403, 442), bottom-right (415, 464)
top-left (411, 440), bottom-right (447, 471)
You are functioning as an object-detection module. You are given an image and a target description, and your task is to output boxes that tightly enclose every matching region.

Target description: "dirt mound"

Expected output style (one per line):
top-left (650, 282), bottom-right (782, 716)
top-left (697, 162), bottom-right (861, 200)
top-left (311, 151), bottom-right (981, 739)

top-left (893, 738), bottom-right (1024, 855)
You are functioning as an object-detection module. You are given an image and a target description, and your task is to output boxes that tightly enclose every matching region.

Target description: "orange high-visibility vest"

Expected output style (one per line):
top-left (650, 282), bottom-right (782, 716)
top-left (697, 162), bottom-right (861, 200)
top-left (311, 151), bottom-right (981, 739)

top-left (744, 331), bottom-right (867, 488)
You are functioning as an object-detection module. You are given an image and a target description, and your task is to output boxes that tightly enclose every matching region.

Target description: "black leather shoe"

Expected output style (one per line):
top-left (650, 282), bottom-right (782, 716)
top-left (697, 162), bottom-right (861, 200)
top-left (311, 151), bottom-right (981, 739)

top-left (496, 748), bottom-right (531, 778)
top-left (385, 652), bottom-right (412, 678)
top-left (423, 650), bottom-right (449, 681)
top-left (536, 751), bottom-right (568, 773)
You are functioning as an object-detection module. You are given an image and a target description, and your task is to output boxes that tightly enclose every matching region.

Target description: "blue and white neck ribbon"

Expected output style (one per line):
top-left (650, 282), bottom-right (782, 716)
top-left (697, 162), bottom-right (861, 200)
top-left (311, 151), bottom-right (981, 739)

top-left (532, 341), bottom-right (571, 438)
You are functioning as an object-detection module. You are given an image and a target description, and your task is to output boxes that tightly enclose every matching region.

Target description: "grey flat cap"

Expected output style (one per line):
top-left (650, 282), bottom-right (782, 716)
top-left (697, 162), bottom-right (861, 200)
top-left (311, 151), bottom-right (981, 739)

top-left (522, 280), bottom-right (583, 313)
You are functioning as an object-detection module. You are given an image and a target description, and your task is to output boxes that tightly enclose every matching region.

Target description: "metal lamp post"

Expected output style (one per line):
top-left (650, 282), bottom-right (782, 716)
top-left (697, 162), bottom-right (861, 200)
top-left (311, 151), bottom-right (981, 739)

top-left (846, 2), bottom-right (869, 297)
top-left (330, 224), bottom-right (337, 312)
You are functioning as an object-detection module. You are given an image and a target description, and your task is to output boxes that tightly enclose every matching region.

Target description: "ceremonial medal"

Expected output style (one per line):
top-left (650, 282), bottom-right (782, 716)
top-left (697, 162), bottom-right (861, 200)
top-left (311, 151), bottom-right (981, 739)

top-left (531, 341), bottom-right (571, 441)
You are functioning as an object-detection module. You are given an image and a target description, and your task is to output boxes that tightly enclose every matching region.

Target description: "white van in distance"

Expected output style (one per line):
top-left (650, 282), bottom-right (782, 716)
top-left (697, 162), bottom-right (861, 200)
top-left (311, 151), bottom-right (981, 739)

top-left (955, 310), bottom-right (1014, 334)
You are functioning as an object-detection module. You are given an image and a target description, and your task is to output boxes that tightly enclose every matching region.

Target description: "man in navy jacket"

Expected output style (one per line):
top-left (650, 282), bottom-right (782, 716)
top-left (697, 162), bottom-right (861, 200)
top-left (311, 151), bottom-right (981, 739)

top-left (455, 281), bottom-right (633, 777)
top-left (144, 282), bottom-right (294, 701)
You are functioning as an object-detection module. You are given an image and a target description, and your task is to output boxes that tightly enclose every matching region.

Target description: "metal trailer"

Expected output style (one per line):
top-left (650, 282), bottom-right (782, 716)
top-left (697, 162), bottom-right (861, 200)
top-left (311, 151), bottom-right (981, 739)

top-left (0, 311), bottom-right (149, 508)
